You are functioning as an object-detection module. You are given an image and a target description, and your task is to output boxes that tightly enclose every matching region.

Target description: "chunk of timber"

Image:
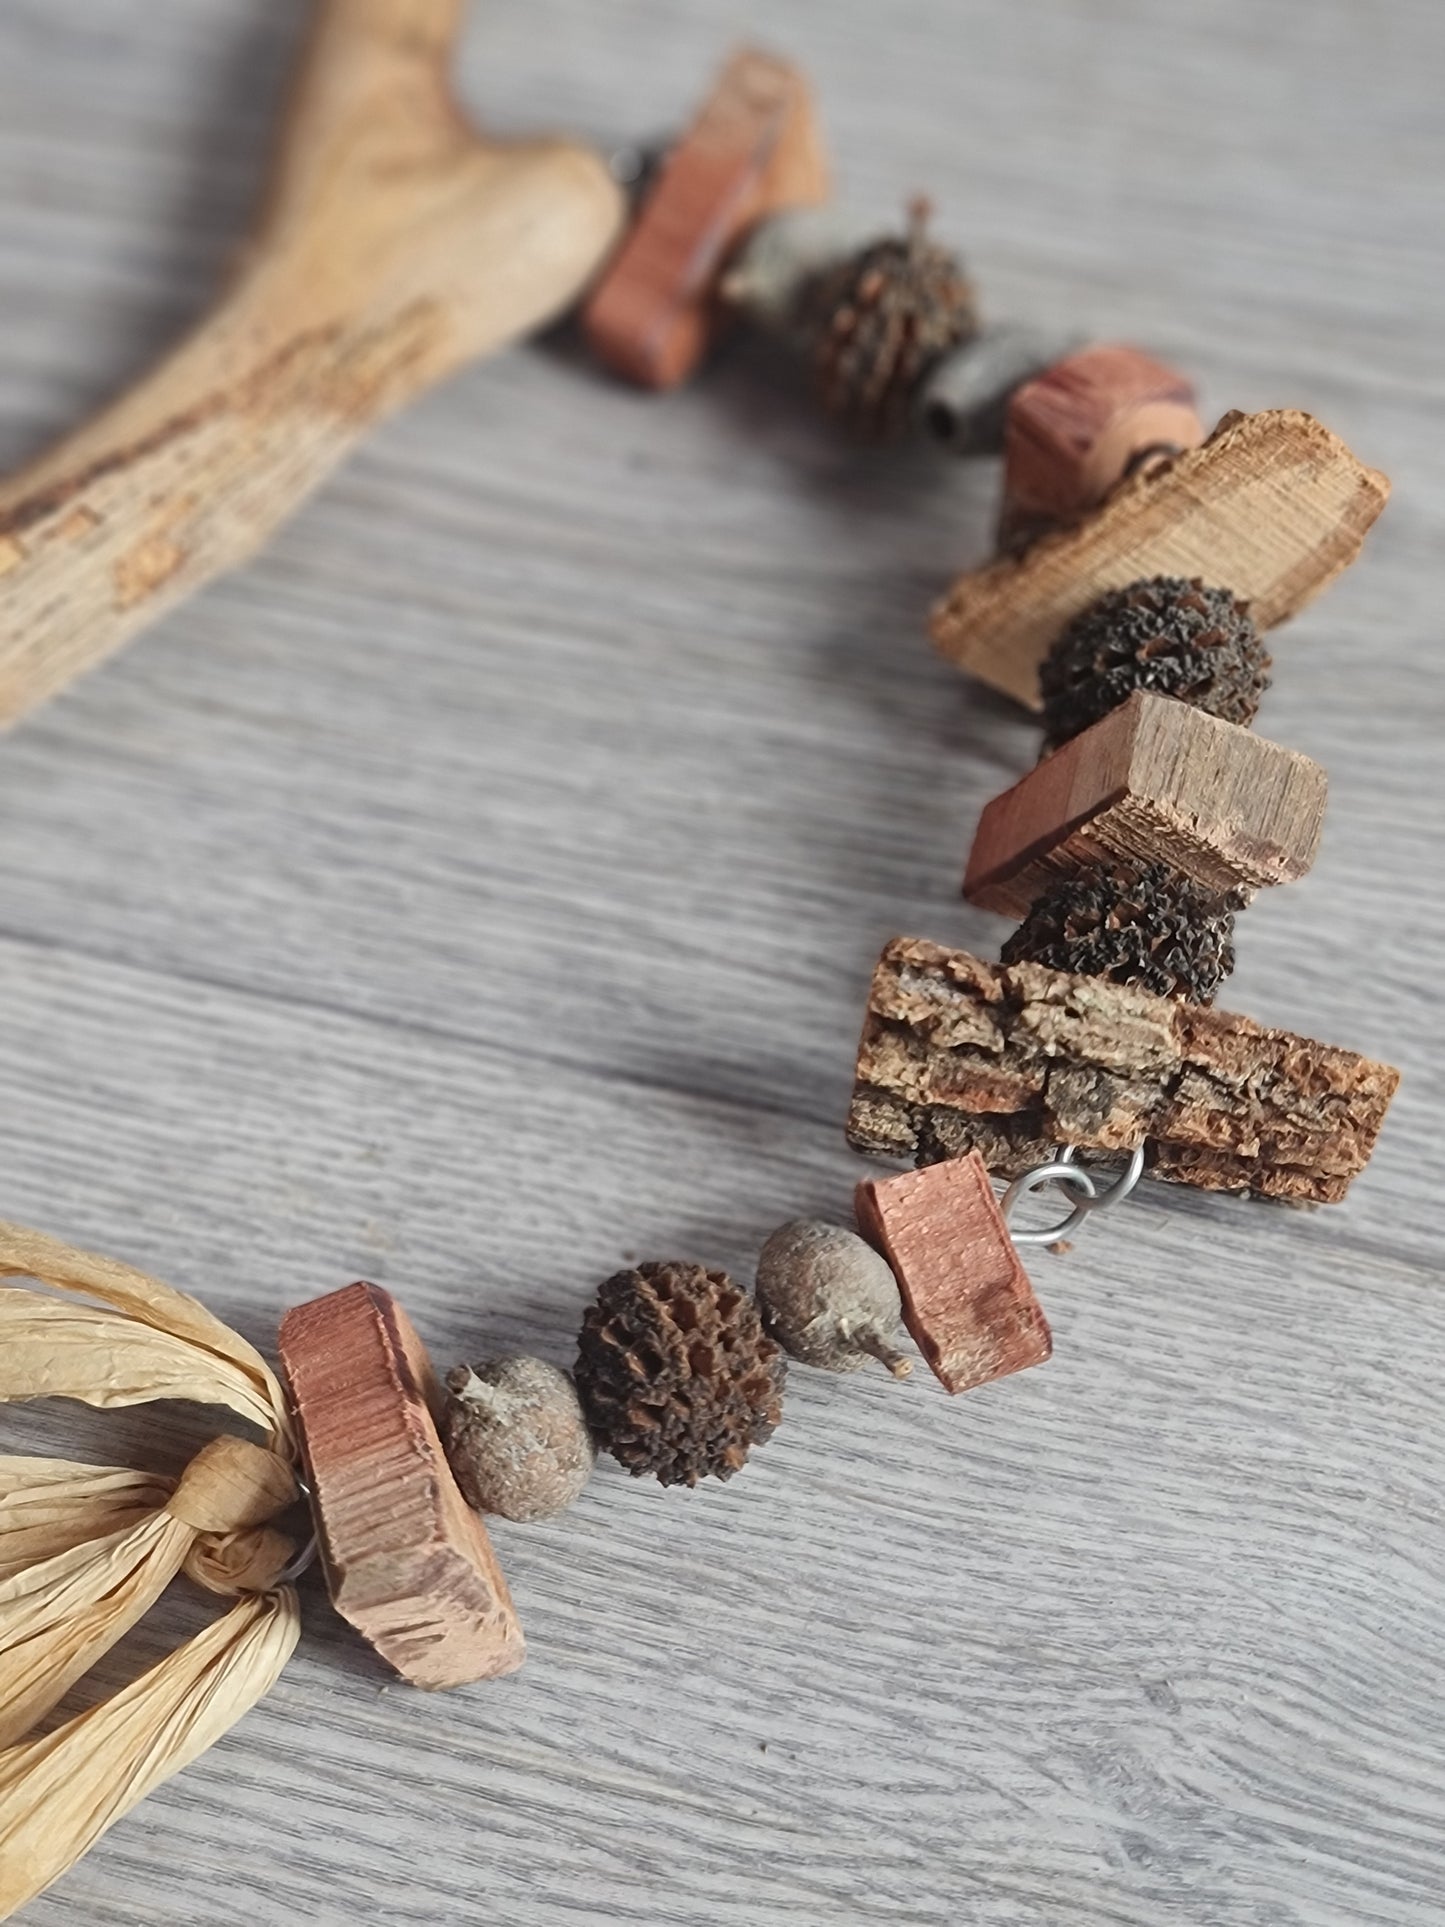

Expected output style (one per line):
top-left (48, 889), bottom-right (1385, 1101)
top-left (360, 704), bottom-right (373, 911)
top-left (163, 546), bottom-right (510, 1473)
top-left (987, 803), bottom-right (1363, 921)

top-left (855, 1153), bottom-right (1051, 1393)
top-left (846, 937), bottom-right (1399, 1205)
top-left (278, 1281), bottom-right (525, 1689)
top-left (931, 410), bottom-right (1390, 709)
top-left (998, 344), bottom-right (1204, 551)
top-left (582, 47), bottom-right (829, 387)
top-left (964, 690), bottom-right (1328, 917)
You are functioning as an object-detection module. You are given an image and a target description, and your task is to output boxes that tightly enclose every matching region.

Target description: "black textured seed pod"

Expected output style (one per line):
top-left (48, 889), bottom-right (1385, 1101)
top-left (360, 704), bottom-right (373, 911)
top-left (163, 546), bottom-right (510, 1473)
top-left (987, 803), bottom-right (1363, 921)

top-left (1039, 576), bottom-right (1271, 750)
top-left (802, 198), bottom-right (978, 438)
top-left (574, 1261), bottom-right (786, 1487)
top-left (1001, 862), bottom-right (1241, 1004)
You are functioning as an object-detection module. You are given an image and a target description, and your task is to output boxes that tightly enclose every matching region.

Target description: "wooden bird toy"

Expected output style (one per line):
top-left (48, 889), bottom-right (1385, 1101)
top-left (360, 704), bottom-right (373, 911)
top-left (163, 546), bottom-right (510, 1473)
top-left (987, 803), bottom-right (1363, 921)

top-left (0, 0), bottom-right (625, 726)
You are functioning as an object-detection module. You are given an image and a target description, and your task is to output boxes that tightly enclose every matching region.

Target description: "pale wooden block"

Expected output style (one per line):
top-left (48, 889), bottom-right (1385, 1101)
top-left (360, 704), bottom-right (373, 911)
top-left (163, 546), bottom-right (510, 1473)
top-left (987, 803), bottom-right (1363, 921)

top-left (278, 1282), bottom-right (525, 1690)
top-left (581, 47), bottom-right (829, 389)
top-left (847, 938), bottom-right (1400, 1205)
top-left (963, 689), bottom-right (1328, 916)
top-left (855, 1152), bottom-right (1051, 1394)
top-left (999, 343), bottom-right (1203, 547)
top-left (933, 409), bottom-right (1391, 707)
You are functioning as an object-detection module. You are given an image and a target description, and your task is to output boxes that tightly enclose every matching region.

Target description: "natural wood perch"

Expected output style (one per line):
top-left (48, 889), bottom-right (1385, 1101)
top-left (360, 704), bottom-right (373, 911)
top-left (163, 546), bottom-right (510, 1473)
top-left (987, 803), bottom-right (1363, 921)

top-left (847, 937), bottom-right (1400, 1204)
top-left (0, 0), bottom-right (625, 724)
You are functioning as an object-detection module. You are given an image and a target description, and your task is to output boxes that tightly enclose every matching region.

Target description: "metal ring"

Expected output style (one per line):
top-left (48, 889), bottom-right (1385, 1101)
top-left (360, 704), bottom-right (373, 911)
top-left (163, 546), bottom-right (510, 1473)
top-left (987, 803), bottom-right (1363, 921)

top-left (1001, 1160), bottom-right (1098, 1246)
top-left (273, 1473), bottom-right (319, 1588)
top-left (1056, 1142), bottom-right (1147, 1215)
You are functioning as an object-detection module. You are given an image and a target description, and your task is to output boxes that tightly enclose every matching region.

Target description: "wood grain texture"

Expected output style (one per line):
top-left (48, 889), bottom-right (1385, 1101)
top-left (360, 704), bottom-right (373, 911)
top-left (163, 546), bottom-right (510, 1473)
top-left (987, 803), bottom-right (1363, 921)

top-left (964, 690), bottom-right (1328, 915)
top-left (935, 408), bottom-right (1391, 707)
top-left (0, 2), bottom-right (1442, 1923)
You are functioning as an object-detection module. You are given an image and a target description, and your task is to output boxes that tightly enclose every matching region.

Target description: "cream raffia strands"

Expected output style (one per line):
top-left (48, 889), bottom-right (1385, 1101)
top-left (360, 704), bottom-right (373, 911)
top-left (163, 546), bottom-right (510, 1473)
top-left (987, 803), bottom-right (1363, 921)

top-left (0, 1222), bottom-right (303, 1919)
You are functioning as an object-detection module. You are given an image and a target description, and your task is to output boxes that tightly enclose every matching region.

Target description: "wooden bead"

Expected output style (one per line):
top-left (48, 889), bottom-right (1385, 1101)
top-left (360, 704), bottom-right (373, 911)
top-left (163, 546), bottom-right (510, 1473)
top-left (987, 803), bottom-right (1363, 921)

top-left (581, 47), bottom-right (829, 389)
top-left (847, 937), bottom-right (1400, 1205)
top-left (964, 689), bottom-right (1327, 917)
top-left (278, 1281), bottom-right (525, 1689)
top-left (931, 409), bottom-right (1391, 709)
top-left (854, 1154), bottom-right (1051, 1395)
top-left (998, 343), bottom-right (1204, 549)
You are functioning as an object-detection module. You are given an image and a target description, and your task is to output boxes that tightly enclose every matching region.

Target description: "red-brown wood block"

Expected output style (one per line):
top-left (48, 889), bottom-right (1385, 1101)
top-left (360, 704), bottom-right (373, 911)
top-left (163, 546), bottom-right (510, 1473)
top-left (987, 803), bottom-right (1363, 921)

top-left (964, 689), bottom-right (1327, 917)
top-left (278, 1281), bottom-right (525, 1689)
top-left (581, 46), bottom-right (829, 388)
top-left (855, 1153), bottom-right (1051, 1394)
top-left (999, 343), bottom-right (1204, 547)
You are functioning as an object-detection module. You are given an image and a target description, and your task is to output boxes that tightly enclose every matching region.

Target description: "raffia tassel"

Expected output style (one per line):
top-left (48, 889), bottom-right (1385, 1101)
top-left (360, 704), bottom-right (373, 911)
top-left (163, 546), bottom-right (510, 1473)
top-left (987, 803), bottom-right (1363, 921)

top-left (0, 1590), bottom-right (300, 1919)
top-left (0, 1220), bottom-right (304, 1916)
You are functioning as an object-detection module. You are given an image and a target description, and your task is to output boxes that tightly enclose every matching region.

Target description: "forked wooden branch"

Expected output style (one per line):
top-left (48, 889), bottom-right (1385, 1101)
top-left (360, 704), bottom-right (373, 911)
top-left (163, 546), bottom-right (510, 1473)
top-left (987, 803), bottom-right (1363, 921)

top-left (0, 0), bottom-right (625, 724)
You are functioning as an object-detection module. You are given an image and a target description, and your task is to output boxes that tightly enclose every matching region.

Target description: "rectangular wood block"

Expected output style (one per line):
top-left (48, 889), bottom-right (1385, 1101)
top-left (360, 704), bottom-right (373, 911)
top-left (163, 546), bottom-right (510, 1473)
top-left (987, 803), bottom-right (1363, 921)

top-left (847, 937), bottom-right (1400, 1204)
top-left (278, 1281), bottom-right (525, 1689)
top-left (581, 47), bottom-right (829, 388)
top-left (1002, 343), bottom-right (1203, 530)
top-left (933, 409), bottom-right (1391, 709)
top-left (856, 1152), bottom-right (1051, 1394)
top-left (964, 690), bottom-right (1328, 916)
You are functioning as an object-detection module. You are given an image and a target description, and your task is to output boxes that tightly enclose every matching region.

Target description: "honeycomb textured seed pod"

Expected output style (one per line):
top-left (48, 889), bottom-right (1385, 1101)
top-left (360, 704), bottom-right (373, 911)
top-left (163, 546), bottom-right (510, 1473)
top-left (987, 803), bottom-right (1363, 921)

top-left (1040, 575), bottom-right (1272, 750)
top-left (802, 198), bottom-right (978, 438)
top-left (574, 1262), bottom-right (786, 1487)
top-left (1001, 861), bottom-right (1241, 1004)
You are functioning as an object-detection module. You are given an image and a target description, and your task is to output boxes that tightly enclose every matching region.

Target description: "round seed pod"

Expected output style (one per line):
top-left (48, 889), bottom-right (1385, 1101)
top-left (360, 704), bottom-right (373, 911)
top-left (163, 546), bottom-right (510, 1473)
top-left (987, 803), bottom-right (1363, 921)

top-left (1039, 575), bottom-right (1272, 750)
top-left (756, 1220), bottom-right (913, 1378)
top-left (1001, 860), bottom-right (1240, 1004)
top-left (441, 1356), bottom-right (595, 1523)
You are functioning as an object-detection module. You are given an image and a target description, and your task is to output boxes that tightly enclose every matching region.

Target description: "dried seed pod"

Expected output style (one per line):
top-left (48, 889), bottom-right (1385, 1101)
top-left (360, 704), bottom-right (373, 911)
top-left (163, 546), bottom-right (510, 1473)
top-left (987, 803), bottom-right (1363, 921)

top-left (756, 1220), bottom-right (913, 1377)
top-left (802, 197), bottom-right (978, 437)
top-left (574, 1261), bottom-right (785, 1487)
top-left (1001, 860), bottom-right (1241, 1004)
top-left (1040, 575), bottom-right (1271, 750)
top-left (441, 1356), bottom-right (595, 1523)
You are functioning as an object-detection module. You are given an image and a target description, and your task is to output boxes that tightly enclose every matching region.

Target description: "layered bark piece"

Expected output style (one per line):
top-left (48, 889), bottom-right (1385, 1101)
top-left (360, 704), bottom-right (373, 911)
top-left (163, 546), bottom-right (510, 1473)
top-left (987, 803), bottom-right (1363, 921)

top-left (278, 1281), bottom-right (525, 1689)
top-left (964, 690), bottom-right (1327, 916)
top-left (847, 937), bottom-right (1399, 1204)
top-left (999, 344), bottom-right (1203, 551)
top-left (933, 409), bottom-right (1391, 708)
top-left (855, 1152), bottom-right (1051, 1393)
top-left (582, 47), bottom-right (829, 388)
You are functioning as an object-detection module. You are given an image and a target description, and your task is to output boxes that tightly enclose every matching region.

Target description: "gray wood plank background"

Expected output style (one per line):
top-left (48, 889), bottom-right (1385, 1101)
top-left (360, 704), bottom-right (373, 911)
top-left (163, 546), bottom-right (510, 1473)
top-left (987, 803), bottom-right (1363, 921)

top-left (1, 2), bottom-right (1442, 1922)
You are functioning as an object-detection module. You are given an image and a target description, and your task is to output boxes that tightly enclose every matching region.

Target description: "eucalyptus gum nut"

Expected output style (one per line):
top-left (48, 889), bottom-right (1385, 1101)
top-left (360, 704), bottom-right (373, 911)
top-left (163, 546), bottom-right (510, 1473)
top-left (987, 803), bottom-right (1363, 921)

top-left (755, 1220), bottom-right (913, 1378)
top-left (442, 1356), bottom-right (595, 1523)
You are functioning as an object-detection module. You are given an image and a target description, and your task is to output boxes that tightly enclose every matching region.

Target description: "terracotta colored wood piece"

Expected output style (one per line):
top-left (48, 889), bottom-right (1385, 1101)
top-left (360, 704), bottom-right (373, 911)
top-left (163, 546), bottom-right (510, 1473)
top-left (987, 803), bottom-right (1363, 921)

top-left (278, 1280), bottom-right (525, 1689)
top-left (582, 46), bottom-right (829, 388)
top-left (847, 937), bottom-right (1399, 1205)
top-left (964, 689), bottom-right (1328, 916)
top-left (998, 343), bottom-right (1204, 552)
top-left (855, 1152), bottom-right (1051, 1394)
top-left (0, 0), bottom-right (626, 726)
top-left (932, 409), bottom-right (1390, 708)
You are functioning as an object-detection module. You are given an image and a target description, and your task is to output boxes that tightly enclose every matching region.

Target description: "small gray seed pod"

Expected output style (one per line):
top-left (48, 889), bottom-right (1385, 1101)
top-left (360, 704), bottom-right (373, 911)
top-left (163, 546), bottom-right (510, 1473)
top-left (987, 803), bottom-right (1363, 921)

top-left (755, 1220), bottom-right (913, 1377)
top-left (442, 1356), bottom-right (595, 1522)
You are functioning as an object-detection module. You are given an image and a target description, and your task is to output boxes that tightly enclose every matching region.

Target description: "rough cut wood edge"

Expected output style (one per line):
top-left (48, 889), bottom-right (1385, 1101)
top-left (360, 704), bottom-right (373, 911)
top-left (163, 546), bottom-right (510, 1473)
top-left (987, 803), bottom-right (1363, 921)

top-left (0, 0), bottom-right (625, 727)
top-left (855, 1152), bottom-right (1051, 1394)
top-left (963, 690), bottom-right (1328, 916)
top-left (278, 1280), bottom-right (525, 1690)
top-left (846, 937), bottom-right (1400, 1204)
top-left (931, 408), bottom-right (1390, 709)
top-left (581, 46), bottom-right (829, 388)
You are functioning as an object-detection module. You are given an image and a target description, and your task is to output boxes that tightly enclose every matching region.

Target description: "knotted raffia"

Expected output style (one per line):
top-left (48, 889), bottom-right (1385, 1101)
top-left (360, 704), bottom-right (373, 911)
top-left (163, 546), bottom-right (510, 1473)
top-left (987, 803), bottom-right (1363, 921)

top-left (0, 1222), bottom-right (304, 1919)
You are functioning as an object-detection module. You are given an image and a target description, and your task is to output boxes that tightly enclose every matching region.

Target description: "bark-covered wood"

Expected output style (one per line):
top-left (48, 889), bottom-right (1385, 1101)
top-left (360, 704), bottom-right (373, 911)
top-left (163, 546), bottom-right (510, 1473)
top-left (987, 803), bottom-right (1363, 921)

top-left (855, 1152), bottom-right (1051, 1393)
top-left (278, 1280), bottom-right (525, 1689)
top-left (964, 690), bottom-right (1328, 917)
top-left (848, 937), bottom-right (1400, 1204)
top-left (932, 408), bottom-right (1391, 708)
